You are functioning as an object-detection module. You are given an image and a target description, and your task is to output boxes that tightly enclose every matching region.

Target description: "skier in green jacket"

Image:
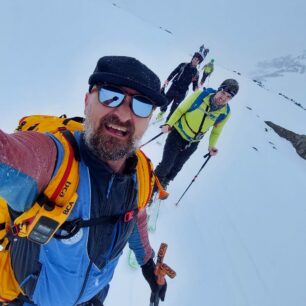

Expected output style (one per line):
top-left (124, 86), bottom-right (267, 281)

top-left (200, 59), bottom-right (214, 86)
top-left (154, 79), bottom-right (239, 190)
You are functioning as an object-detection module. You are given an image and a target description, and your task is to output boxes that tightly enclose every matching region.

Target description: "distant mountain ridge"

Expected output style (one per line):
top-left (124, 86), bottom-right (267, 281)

top-left (252, 50), bottom-right (306, 81)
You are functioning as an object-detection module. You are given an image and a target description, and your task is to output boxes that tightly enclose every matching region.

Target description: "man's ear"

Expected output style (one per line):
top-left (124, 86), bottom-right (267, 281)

top-left (84, 93), bottom-right (89, 116)
top-left (85, 93), bottom-right (89, 106)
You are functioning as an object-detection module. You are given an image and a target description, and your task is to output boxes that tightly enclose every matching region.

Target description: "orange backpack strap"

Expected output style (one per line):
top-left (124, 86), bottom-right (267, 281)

top-left (0, 198), bottom-right (23, 302)
top-left (13, 130), bottom-right (80, 244)
top-left (135, 149), bottom-right (168, 209)
top-left (0, 198), bottom-right (10, 251)
top-left (0, 116), bottom-right (83, 302)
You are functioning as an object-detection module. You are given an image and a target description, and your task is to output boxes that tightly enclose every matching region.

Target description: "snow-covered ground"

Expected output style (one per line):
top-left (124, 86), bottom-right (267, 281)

top-left (107, 65), bottom-right (306, 306)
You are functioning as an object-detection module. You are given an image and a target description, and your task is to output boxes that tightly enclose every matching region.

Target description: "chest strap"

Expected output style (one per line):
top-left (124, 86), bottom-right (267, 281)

top-left (54, 209), bottom-right (139, 240)
top-left (179, 104), bottom-right (210, 149)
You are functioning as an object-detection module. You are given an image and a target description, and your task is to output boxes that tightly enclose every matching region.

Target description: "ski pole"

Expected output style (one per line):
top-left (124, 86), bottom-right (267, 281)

top-left (140, 132), bottom-right (163, 148)
top-left (175, 153), bottom-right (211, 206)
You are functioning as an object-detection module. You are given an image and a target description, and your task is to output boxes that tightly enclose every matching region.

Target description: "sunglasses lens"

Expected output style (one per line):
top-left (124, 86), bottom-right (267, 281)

top-left (97, 85), bottom-right (154, 118)
top-left (132, 96), bottom-right (154, 118)
top-left (99, 86), bottom-right (124, 107)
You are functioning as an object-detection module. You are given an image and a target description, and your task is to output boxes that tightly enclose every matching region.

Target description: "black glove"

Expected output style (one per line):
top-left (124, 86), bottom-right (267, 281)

top-left (141, 258), bottom-right (167, 303)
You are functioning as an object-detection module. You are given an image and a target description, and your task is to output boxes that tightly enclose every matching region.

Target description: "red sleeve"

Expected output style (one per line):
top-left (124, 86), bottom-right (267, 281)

top-left (0, 130), bottom-right (57, 193)
top-left (128, 208), bottom-right (154, 265)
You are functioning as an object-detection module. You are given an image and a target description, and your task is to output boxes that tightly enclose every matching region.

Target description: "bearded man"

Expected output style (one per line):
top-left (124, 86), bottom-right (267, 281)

top-left (0, 56), bottom-right (168, 306)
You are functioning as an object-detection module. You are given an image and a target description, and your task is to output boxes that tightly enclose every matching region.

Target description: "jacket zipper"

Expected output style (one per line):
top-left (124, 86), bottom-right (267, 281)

top-left (73, 169), bottom-right (95, 306)
top-left (73, 173), bottom-right (135, 305)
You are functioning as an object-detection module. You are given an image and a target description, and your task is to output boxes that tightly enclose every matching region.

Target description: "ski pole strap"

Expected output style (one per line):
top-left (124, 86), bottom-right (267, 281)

top-left (154, 175), bottom-right (170, 200)
top-left (140, 132), bottom-right (163, 148)
top-left (194, 104), bottom-right (209, 140)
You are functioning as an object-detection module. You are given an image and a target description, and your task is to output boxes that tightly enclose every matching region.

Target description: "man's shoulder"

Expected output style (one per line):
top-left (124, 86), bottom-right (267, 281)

top-left (0, 130), bottom-right (56, 156)
top-left (175, 62), bottom-right (186, 68)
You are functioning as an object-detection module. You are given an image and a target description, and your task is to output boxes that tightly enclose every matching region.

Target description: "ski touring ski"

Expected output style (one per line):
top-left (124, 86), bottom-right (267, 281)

top-left (128, 248), bottom-right (139, 269)
top-left (147, 195), bottom-right (161, 233)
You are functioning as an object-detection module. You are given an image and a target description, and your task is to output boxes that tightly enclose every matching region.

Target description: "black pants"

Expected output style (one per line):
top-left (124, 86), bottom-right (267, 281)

top-left (201, 72), bottom-right (210, 84)
top-left (160, 85), bottom-right (186, 121)
top-left (155, 129), bottom-right (199, 183)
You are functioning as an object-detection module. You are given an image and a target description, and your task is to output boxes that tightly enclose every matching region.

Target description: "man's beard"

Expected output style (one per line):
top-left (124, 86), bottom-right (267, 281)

top-left (84, 114), bottom-right (138, 161)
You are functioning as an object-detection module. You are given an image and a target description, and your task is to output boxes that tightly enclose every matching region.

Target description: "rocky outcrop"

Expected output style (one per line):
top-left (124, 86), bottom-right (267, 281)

top-left (265, 121), bottom-right (306, 159)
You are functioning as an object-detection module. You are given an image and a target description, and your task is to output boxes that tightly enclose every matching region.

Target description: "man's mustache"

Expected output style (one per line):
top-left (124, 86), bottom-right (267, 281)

top-left (98, 114), bottom-right (135, 134)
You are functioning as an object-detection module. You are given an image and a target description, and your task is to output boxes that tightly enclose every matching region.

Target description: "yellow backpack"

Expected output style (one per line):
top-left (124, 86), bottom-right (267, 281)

top-left (0, 114), bottom-right (167, 303)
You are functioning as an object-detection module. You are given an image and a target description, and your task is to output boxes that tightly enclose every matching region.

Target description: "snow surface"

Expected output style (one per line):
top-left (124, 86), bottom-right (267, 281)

top-left (1, 1), bottom-right (306, 305)
top-left (107, 65), bottom-right (306, 306)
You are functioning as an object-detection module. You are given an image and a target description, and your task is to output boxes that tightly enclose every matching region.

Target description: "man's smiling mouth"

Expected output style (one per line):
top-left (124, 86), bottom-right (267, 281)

top-left (105, 122), bottom-right (129, 137)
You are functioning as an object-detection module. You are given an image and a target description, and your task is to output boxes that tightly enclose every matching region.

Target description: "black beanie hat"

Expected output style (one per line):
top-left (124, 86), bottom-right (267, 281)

top-left (218, 79), bottom-right (239, 97)
top-left (192, 52), bottom-right (204, 64)
top-left (88, 56), bottom-right (168, 107)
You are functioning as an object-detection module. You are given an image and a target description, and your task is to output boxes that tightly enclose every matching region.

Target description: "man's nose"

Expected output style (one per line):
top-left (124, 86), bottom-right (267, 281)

top-left (113, 96), bottom-right (133, 121)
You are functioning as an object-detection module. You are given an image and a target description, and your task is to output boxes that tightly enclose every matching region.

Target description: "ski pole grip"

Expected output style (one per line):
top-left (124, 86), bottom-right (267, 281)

top-left (157, 243), bottom-right (168, 263)
top-left (154, 262), bottom-right (176, 285)
top-left (154, 242), bottom-right (176, 285)
top-left (160, 262), bottom-right (176, 279)
top-left (155, 264), bottom-right (167, 286)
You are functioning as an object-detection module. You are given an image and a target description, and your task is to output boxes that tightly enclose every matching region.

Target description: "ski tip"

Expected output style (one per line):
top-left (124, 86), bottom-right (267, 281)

top-left (148, 226), bottom-right (156, 233)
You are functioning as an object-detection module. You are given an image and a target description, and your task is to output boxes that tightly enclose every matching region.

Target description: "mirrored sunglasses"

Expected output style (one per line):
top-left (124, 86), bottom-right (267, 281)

top-left (95, 84), bottom-right (155, 118)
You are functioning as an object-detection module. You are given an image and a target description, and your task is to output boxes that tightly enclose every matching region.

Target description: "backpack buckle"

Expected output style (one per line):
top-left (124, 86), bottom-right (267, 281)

top-left (123, 210), bottom-right (135, 223)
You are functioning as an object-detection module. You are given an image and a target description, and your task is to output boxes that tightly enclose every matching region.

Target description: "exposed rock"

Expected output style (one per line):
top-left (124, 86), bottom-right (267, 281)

top-left (265, 121), bottom-right (306, 159)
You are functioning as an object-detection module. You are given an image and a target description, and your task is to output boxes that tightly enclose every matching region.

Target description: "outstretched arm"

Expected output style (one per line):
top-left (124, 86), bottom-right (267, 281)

top-left (0, 130), bottom-right (56, 211)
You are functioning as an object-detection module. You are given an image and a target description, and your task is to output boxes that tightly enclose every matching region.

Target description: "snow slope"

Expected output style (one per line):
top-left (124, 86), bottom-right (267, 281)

top-left (108, 66), bottom-right (306, 306)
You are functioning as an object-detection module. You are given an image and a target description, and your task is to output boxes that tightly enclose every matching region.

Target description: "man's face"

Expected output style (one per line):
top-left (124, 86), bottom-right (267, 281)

top-left (191, 57), bottom-right (200, 67)
top-left (214, 90), bottom-right (232, 106)
top-left (84, 85), bottom-right (153, 161)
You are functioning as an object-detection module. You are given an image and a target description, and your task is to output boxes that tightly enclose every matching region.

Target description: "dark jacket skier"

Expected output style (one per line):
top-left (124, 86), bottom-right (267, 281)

top-left (157, 52), bottom-right (203, 121)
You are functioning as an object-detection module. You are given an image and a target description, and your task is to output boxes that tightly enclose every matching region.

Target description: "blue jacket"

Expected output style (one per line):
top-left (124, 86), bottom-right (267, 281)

top-left (1, 131), bottom-right (152, 306)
